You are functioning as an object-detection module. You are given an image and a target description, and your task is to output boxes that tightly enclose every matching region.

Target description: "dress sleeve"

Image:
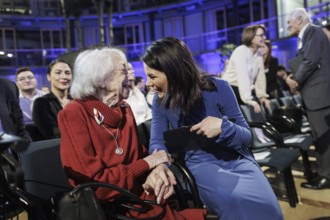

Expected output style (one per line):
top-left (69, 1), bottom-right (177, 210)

top-left (215, 80), bottom-right (252, 150)
top-left (58, 104), bottom-right (150, 201)
top-left (148, 97), bottom-right (169, 154)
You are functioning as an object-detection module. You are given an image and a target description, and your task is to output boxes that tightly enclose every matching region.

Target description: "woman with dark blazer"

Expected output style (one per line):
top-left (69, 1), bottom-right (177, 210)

top-left (260, 40), bottom-right (282, 99)
top-left (32, 60), bottom-right (72, 139)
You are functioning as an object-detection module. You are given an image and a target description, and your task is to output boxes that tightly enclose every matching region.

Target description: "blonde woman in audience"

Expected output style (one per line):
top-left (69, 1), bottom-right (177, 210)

top-left (222, 24), bottom-right (270, 112)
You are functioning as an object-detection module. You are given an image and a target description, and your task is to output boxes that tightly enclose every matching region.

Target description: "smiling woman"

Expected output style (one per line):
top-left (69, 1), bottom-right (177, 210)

top-left (32, 59), bottom-right (72, 140)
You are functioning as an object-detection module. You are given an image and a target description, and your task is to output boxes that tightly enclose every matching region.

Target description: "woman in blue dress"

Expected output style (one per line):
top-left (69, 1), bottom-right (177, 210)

top-left (141, 37), bottom-right (283, 220)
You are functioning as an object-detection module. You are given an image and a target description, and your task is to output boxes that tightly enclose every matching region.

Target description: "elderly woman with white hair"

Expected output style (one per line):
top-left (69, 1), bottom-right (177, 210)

top-left (57, 47), bottom-right (206, 219)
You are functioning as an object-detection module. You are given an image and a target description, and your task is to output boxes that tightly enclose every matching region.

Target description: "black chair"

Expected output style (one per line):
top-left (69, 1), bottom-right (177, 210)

top-left (279, 96), bottom-right (311, 134)
top-left (12, 138), bottom-right (72, 219)
top-left (235, 116), bottom-right (300, 207)
top-left (240, 104), bottom-right (315, 181)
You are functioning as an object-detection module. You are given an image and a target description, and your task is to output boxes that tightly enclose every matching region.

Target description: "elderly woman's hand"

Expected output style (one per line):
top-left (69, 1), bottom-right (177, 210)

top-left (142, 164), bottom-right (176, 204)
top-left (143, 149), bottom-right (171, 169)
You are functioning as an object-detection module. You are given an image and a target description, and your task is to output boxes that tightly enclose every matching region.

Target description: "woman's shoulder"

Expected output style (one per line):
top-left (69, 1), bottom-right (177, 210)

top-left (211, 77), bottom-right (231, 88)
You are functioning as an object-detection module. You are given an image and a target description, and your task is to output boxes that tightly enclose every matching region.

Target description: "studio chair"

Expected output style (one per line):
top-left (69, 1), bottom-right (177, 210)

top-left (246, 120), bottom-right (300, 207)
top-left (17, 138), bottom-right (72, 219)
top-left (240, 104), bottom-right (315, 182)
top-left (279, 96), bottom-right (311, 134)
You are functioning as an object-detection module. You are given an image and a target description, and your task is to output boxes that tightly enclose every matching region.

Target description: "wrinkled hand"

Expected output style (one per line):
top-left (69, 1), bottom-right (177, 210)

top-left (286, 74), bottom-right (299, 89)
top-left (142, 164), bottom-right (176, 204)
top-left (144, 149), bottom-right (171, 169)
top-left (190, 116), bottom-right (222, 138)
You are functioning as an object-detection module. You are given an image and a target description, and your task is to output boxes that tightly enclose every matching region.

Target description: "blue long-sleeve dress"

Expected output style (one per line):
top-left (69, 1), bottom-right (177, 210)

top-left (149, 78), bottom-right (283, 220)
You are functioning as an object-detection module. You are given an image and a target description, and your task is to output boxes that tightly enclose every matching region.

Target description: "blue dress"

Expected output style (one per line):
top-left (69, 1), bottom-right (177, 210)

top-left (149, 78), bottom-right (283, 220)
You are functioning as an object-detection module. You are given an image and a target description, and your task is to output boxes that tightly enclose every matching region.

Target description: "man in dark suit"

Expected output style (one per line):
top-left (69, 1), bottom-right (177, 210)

top-left (286, 8), bottom-right (330, 189)
top-left (0, 78), bottom-right (31, 151)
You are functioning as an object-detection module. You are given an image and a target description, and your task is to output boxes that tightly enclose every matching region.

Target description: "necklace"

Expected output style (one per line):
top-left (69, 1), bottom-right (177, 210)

top-left (93, 107), bottom-right (123, 155)
top-left (101, 125), bottom-right (123, 155)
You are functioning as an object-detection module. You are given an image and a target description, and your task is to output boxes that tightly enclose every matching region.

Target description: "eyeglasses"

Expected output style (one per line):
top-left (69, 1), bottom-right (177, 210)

top-left (255, 33), bottom-right (266, 38)
top-left (17, 75), bottom-right (35, 82)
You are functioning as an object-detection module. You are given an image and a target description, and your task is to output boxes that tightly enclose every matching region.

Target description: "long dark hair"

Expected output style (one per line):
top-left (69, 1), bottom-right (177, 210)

top-left (263, 39), bottom-right (272, 69)
top-left (141, 37), bottom-right (216, 114)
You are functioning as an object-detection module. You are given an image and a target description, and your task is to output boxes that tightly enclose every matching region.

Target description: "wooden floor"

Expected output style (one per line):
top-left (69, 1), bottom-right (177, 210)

top-left (265, 153), bottom-right (330, 220)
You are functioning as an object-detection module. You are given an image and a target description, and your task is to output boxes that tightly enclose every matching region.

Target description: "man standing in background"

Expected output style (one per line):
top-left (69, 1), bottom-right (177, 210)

top-left (286, 8), bottom-right (330, 189)
top-left (15, 67), bottom-right (45, 125)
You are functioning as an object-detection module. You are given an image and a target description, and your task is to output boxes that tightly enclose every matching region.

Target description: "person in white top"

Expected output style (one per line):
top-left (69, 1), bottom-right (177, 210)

top-left (125, 63), bottom-right (152, 125)
top-left (15, 67), bottom-right (46, 124)
top-left (222, 24), bottom-right (270, 112)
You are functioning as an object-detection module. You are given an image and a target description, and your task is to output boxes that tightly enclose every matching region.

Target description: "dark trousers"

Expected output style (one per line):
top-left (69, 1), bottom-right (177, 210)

top-left (306, 107), bottom-right (330, 179)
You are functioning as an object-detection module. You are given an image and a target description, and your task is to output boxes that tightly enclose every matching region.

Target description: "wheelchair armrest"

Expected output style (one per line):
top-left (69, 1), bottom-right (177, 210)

top-left (170, 157), bottom-right (204, 209)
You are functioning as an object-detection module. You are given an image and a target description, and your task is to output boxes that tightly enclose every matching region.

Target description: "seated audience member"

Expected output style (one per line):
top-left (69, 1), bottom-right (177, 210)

top-left (141, 37), bottom-right (283, 219)
top-left (125, 63), bottom-right (152, 125)
top-left (33, 60), bottom-right (72, 139)
top-left (58, 47), bottom-right (206, 219)
top-left (276, 65), bottom-right (296, 95)
top-left (222, 24), bottom-right (270, 113)
top-left (15, 67), bottom-right (46, 125)
top-left (0, 78), bottom-right (31, 149)
top-left (259, 40), bottom-right (282, 99)
top-left (134, 76), bottom-right (146, 95)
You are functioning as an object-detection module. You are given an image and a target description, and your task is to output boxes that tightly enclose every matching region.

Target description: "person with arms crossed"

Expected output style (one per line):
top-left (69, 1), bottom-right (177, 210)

top-left (286, 8), bottom-right (330, 189)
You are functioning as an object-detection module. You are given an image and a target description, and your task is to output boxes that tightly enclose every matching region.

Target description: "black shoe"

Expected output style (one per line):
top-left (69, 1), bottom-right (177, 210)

top-left (301, 177), bottom-right (330, 190)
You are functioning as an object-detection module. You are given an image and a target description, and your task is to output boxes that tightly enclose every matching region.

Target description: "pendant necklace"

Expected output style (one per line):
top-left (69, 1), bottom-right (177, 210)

top-left (93, 108), bottom-right (123, 155)
top-left (102, 125), bottom-right (123, 155)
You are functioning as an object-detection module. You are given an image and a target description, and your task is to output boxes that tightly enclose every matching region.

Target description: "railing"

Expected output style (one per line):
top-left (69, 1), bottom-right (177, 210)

top-left (0, 2), bottom-right (329, 68)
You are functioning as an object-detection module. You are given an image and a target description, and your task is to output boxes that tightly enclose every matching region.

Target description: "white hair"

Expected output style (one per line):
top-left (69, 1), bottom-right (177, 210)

top-left (288, 8), bottom-right (312, 23)
top-left (70, 47), bottom-right (127, 99)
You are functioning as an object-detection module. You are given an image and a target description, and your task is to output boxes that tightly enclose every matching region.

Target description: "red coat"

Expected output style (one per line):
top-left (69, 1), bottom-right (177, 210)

top-left (58, 97), bottom-right (205, 219)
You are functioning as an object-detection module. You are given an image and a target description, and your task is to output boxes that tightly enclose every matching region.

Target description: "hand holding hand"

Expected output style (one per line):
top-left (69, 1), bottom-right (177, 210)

top-left (143, 149), bottom-right (171, 169)
top-left (190, 116), bottom-right (222, 138)
top-left (142, 164), bottom-right (176, 204)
